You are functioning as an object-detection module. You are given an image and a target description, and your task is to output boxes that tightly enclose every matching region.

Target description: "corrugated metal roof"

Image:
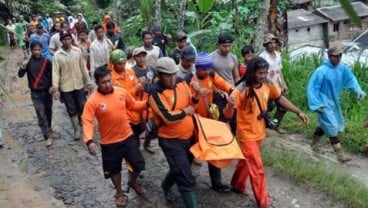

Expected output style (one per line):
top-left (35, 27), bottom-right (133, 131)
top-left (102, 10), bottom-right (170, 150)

top-left (287, 9), bottom-right (328, 29)
top-left (315, 2), bottom-right (368, 22)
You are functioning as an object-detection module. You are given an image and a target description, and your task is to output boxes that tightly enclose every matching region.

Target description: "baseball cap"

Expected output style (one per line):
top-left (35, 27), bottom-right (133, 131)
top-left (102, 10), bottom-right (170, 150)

top-left (218, 33), bottom-right (233, 44)
top-left (132, 47), bottom-right (147, 57)
top-left (156, 57), bottom-right (179, 74)
top-left (181, 46), bottom-right (196, 60)
top-left (263, 33), bottom-right (278, 46)
top-left (176, 31), bottom-right (187, 41)
top-left (110, 49), bottom-right (127, 64)
top-left (60, 30), bottom-right (72, 40)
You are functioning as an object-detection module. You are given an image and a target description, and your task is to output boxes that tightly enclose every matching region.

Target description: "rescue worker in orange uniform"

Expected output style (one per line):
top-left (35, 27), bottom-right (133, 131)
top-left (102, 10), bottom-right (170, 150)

top-left (109, 49), bottom-right (146, 141)
top-left (82, 66), bottom-right (148, 207)
top-left (185, 52), bottom-right (234, 192)
top-left (223, 56), bottom-right (309, 208)
top-left (148, 57), bottom-right (199, 208)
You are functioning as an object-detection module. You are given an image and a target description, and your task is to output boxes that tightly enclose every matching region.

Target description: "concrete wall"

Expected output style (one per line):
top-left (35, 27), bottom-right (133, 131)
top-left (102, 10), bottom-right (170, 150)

top-left (288, 24), bottom-right (325, 45)
top-left (328, 17), bottom-right (368, 40)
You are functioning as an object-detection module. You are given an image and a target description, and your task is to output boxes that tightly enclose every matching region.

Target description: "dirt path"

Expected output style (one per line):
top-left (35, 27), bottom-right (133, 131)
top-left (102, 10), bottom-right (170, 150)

top-left (0, 48), bottom-right (359, 208)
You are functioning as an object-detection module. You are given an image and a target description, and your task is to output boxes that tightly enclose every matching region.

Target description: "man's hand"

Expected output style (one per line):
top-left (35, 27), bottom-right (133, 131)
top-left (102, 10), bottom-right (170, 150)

top-left (357, 93), bottom-right (365, 101)
top-left (135, 83), bottom-right (144, 91)
top-left (282, 85), bottom-right (289, 95)
top-left (86, 84), bottom-right (94, 95)
top-left (316, 107), bottom-right (324, 113)
top-left (227, 95), bottom-right (236, 107)
top-left (87, 142), bottom-right (98, 155)
top-left (53, 90), bottom-right (60, 100)
top-left (297, 112), bottom-right (309, 124)
top-left (183, 106), bottom-right (195, 116)
top-left (21, 59), bottom-right (29, 69)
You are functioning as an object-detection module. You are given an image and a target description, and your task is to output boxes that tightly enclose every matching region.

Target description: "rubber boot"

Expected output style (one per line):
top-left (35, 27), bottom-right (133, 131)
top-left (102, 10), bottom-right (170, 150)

top-left (310, 134), bottom-right (322, 153)
top-left (70, 115), bottom-right (81, 140)
top-left (161, 173), bottom-right (176, 203)
top-left (332, 143), bottom-right (352, 163)
top-left (208, 163), bottom-right (230, 192)
top-left (181, 192), bottom-right (198, 208)
top-left (273, 110), bottom-right (286, 134)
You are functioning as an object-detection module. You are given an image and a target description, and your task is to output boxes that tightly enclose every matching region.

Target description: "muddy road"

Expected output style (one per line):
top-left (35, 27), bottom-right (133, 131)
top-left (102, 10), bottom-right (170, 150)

top-left (0, 48), bottom-right (361, 207)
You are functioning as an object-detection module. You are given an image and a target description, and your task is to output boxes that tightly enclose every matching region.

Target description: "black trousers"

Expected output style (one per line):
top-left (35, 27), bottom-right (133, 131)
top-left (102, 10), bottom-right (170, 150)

top-left (158, 137), bottom-right (196, 193)
top-left (61, 89), bottom-right (86, 117)
top-left (31, 90), bottom-right (53, 139)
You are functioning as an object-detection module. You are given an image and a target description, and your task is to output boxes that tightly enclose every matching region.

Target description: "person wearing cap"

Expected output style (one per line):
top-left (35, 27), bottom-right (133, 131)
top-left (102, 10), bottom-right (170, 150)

top-left (307, 43), bottom-right (366, 163)
top-left (132, 47), bottom-right (157, 153)
top-left (259, 33), bottom-right (288, 134)
top-left (82, 66), bottom-right (148, 207)
top-left (152, 24), bottom-right (171, 57)
top-left (90, 25), bottom-right (114, 79)
top-left (29, 23), bottom-right (52, 60)
top-left (211, 33), bottom-right (239, 134)
top-left (170, 31), bottom-right (188, 64)
top-left (52, 30), bottom-right (92, 140)
top-left (177, 45), bottom-right (196, 79)
top-left (185, 52), bottom-right (233, 193)
top-left (109, 49), bottom-right (146, 138)
top-left (148, 57), bottom-right (199, 207)
top-left (139, 30), bottom-right (163, 68)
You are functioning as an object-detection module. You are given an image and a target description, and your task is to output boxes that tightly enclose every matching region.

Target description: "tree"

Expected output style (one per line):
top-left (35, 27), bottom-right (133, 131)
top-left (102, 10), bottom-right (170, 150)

top-left (153, 0), bottom-right (161, 27)
top-left (178, 0), bottom-right (187, 31)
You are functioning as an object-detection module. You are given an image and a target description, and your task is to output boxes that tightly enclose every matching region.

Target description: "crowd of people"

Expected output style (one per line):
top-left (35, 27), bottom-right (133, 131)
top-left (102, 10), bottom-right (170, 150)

top-left (0, 12), bottom-right (367, 208)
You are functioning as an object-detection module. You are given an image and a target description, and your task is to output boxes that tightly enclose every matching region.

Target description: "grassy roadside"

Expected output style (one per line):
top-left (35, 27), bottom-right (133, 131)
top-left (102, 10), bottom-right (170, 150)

top-left (262, 144), bottom-right (368, 207)
top-left (280, 54), bottom-right (368, 153)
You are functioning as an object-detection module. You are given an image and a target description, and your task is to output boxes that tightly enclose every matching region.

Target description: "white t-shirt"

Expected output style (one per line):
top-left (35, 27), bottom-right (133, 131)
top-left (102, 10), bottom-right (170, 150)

top-left (259, 50), bottom-right (283, 87)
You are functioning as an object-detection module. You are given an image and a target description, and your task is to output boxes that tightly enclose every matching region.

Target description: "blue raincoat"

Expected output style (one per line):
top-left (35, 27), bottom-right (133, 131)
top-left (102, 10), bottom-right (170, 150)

top-left (307, 59), bottom-right (365, 137)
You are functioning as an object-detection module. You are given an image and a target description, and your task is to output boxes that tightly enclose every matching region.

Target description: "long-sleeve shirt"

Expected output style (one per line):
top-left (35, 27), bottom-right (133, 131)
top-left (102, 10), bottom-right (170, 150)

top-left (18, 56), bottom-right (52, 91)
top-left (148, 80), bottom-right (196, 140)
top-left (89, 38), bottom-right (113, 72)
top-left (52, 46), bottom-right (91, 92)
top-left (82, 87), bottom-right (147, 145)
top-left (185, 71), bottom-right (232, 118)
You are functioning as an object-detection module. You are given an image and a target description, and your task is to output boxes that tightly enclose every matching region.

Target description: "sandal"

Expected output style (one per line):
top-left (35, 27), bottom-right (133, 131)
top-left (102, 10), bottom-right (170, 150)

top-left (114, 193), bottom-right (127, 207)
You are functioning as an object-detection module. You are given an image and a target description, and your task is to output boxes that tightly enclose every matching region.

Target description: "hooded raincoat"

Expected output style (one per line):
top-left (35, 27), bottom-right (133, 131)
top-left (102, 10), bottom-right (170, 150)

top-left (307, 59), bottom-right (365, 137)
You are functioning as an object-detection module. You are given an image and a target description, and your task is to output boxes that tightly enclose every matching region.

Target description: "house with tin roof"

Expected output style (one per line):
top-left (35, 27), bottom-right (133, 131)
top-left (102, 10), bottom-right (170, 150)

top-left (287, 9), bottom-right (328, 48)
top-left (314, 2), bottom-right (368, 40)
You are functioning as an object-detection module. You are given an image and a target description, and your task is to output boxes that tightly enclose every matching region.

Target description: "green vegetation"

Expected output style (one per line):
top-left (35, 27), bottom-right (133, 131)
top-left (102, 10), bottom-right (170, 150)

top-left (262, 145), bottom-right (368, 207)
top-left (281, 54), bottom-right (368, 153)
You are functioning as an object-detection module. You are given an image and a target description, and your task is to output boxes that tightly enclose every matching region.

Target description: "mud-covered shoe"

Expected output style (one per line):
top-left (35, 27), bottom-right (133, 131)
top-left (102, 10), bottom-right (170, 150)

top-left (310, 135), bottom-right (322, 153)
top-left (333, 143), bottom-right (352, 163)
top-left (44, 138), bottom-right (53, 147)
top-left (128, 180), bottom-right (147, 196)
top-left (114, 193), bottom-right (127, 207)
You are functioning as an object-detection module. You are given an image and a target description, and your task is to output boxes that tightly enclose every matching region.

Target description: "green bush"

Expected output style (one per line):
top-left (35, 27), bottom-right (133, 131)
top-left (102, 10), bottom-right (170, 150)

top-left (0, 26), bottom-right (7, 46)
top-left (281, 54), bottom-right (368, 152)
